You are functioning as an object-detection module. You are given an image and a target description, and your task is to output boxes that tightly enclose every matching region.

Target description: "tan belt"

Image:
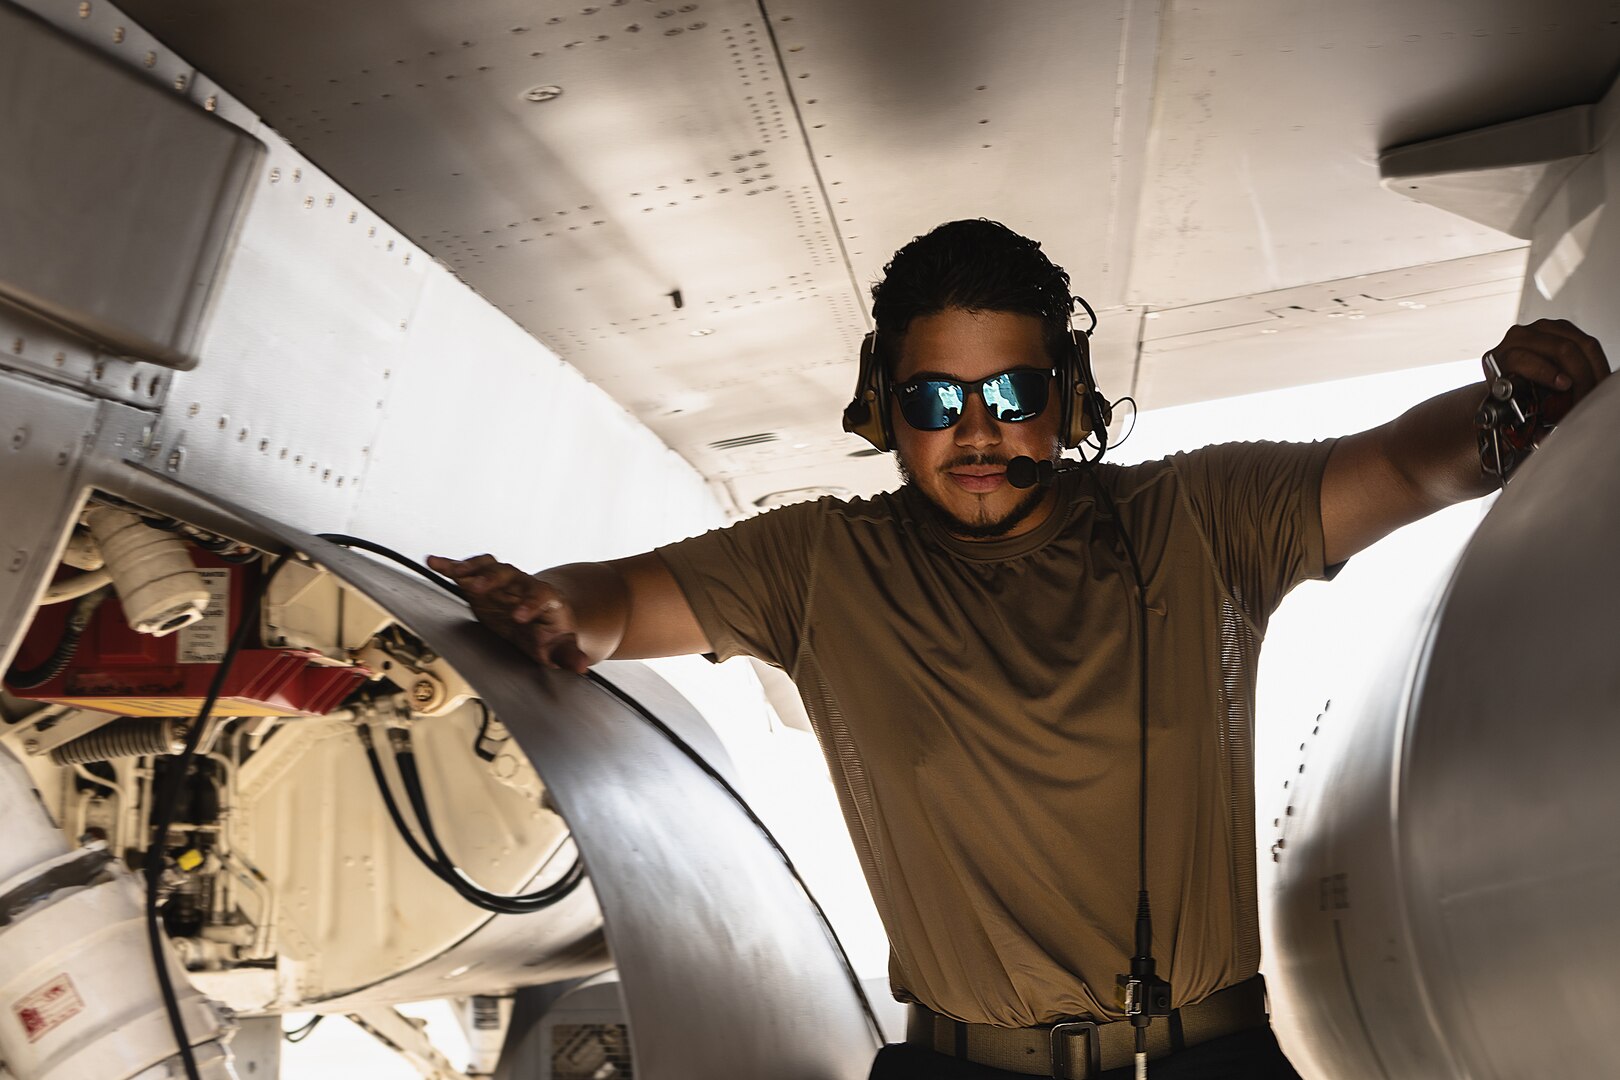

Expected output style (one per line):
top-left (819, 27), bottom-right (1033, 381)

top-left (905, 976), bottom-right (1269, 1079)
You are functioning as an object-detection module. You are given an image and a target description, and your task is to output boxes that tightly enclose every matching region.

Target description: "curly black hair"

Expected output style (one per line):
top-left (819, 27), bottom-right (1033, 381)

top-left (869, 219), bottom-right (1075, 370)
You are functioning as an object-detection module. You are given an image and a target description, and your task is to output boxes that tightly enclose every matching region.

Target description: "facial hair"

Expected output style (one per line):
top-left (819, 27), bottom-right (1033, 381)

top-left (895, 450), bottom-right (1052, 540)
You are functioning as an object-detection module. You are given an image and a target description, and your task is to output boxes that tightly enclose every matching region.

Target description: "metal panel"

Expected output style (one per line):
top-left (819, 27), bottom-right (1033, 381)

top-left (1380, 104), bottom-right (1596, 239)
top-left (105, 0), bottom-right (1620, 508)
top-left (222, 711), bottom-right (599, 1010)
top-left (0, 372), bottom-right (99, 673)
top-left (117, 0), bottom-right (869, 489)
top-left (1134, 249), bottom-right (1524, 408)
top-left (759, 0), bottom-right (1158, 311)
top-left (1399, 380), bottom-right (1620, 1075)
top-left (1518, 97), bottom-right (1620, 337)
top-left (1128, 0), bottom-right (1616, 308)
top-left (345, 269), bottom-right (722, 572)
top-left (149, 133), bottom-right (430, 533)
top-left (77, 477), bottom-right (880, 1079)
top-left (0, 3), bottom-right (263, 369)
top-left (8, 9), bottom-right (728, 561)
top-left (1265, 361), bottom-right (1620, 1076)
top-left (0, 303), bottom-right (178, 410)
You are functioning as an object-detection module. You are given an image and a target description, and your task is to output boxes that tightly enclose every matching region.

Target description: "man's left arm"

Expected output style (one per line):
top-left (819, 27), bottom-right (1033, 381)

top-left (1321, 319), bottom-right (1610, 566)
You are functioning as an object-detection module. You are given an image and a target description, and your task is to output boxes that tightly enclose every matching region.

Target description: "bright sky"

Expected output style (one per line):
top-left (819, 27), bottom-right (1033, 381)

top-left (279, 358), bottom-right (1492, 1076)
top-left (279, 1001), bottom-right (469, 1077)
top-left (1104, 359), bottom-right (1491, 904)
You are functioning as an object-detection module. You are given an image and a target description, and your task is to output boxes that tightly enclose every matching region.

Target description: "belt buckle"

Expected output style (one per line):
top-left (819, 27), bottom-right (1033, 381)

top-left (1048, 1020), bottom-right (1101, 1080)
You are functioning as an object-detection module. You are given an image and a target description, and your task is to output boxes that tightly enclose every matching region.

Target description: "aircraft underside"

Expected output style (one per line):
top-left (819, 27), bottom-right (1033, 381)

top-left (0, 0), bottom-right (1617, 1077)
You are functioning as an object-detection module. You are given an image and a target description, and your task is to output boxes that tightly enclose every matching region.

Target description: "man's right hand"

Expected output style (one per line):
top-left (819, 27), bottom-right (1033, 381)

top-left (426, 554), bottom-right (594, 673)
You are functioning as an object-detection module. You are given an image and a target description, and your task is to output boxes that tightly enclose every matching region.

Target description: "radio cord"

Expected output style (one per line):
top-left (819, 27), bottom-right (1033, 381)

top-left (1008, 456), bottom-right (1170, 1075)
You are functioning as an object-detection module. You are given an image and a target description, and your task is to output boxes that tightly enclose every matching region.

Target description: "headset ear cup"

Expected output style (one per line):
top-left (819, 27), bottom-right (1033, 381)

top-left (1062, 328), bottom-right (1108, 449)
top-left (842, 332), bottom-right (890, 452)
top-left (1062, 329), bottom-right (1090, 449)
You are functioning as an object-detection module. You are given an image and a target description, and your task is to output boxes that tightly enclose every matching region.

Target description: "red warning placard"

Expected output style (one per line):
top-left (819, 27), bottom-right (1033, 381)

top-left (14, 974), bottom-right (84, 1043)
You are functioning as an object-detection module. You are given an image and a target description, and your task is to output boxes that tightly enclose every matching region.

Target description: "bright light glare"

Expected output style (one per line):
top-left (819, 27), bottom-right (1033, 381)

top-left (1105, 358), bottom-right (1489, 905)
top-left (280, 1000), bottom-right (470, 1077)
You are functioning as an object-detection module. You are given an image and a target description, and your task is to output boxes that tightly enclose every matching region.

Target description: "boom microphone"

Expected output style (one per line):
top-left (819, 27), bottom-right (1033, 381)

top-left (1007, 456), bottom-right (1058, 489)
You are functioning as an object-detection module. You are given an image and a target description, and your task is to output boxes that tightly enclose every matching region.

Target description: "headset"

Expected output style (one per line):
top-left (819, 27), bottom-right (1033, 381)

top-left (841, 296), bottom-right (1111, 455)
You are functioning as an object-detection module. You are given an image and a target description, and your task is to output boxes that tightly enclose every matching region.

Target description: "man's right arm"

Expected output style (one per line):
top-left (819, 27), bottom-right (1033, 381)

top-left (425, 552), bottom-right (710, 674)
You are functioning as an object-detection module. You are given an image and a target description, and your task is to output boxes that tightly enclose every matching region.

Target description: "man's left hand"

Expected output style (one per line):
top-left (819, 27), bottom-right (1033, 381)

top-left (1483, 319), bottom-right (1610, 406)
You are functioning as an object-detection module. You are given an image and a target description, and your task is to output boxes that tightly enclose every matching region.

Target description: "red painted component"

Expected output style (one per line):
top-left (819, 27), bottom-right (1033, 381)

top-left (6, 551), bottom-right (365, 718)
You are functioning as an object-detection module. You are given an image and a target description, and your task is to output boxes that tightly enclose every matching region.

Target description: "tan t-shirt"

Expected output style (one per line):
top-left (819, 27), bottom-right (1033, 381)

top-left (656, 440), bottom-right (1337, 1027)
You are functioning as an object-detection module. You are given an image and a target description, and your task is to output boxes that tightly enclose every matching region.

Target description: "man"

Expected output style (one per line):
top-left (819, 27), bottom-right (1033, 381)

top-left (429, 220), bottom-right (1608, 1079)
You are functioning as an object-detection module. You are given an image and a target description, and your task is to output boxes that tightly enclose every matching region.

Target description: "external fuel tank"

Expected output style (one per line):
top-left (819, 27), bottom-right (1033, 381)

top-left (1266, 375), bottom-right (1620, 1079)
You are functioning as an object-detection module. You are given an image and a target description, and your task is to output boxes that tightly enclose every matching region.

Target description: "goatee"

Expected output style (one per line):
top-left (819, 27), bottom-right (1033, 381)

top-left (896, 451), bottom-right (1051, 540)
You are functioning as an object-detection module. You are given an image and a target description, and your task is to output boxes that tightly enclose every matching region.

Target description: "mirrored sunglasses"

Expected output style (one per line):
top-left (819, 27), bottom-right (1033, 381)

top-left (893, 368), bottom-right (1052, 431)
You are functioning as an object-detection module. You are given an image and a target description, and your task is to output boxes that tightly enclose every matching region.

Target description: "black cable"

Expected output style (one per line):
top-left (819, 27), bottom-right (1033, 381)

top-left (471, 698), bottom-right (507, 762)
top-left (283, 1013), bottom-right (324, 1043)
top-left (1078, 315), bottom-right (1150, 931)
top-left (316, 534), bottom-right (586, 913)
top-left (1106, 396), bottom-right (1140, 452)
top-left (145, 551), bottom-right (289, 1080)
top-left (357, 727), bottom-right (467, 891)
top-left (358, 727), bottom-right (583, 913)
top-left (1070, 305), bottom-right (1161, 993)
top-left (397, 745), bottom-right (584, 911)
top-left (1090, 482), bottom-right (1150, 911)
top-left (357, 724), bottom-right (584, 914)
top-left (316, 534), bottom-right (464, 598)
top-left (4, 587), bottom-right (111, 690)
top-left (318, 532), bottom-right (885, 1045)
top-left (1091, 474), bottom-right (1172, 1053)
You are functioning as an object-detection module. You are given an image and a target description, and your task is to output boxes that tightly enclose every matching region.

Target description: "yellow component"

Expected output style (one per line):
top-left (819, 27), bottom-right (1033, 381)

top-left (32, 697), bottom-right (303, 718)
top-left (177, 849), bottom-right (204, 872)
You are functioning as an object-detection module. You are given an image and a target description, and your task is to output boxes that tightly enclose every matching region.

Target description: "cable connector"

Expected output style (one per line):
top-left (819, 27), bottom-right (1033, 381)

top-left (1115, 892), bottom-right (1173, 1021)
top-left (1114, 959), bottom-right (1172, 1024)
top-left (1115, 892), bottom-right (1172, 1074)
top-left (386, 726), bottom-right (411, 755)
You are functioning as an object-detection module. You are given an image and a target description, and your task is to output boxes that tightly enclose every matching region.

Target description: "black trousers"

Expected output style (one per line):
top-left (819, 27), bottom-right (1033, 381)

top-left (867, 1025), bottom-right (1304, 1080)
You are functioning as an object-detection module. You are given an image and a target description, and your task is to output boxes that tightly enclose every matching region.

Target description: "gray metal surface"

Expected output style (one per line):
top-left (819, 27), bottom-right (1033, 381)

top-left (1268, 375), bottom-right (1620, 1080)
top-left (1266, 70), bottom-right (1620, 1078)
top-left (1404, 391), bottom-right (1620, 1078)
top-left (87, 479), bottom-right (880, 1079)
top-left (1136, 248), bottom-right (1524, 410)
top-left (1518, 89), bottom-right (1620, 338)
top-left (1132, 0), bottom-right (1613, 308)
top-left (1380, 105), bottom-right (1597, 239)
top-left (120, 0), bottom-right (871, 492)
top-left (0, 375), bottom-right (99, 674)
top-left (0, 2), bottom-right (262, 369)
top-left (223, 1016), bottom-right (282, 1080)
top-left (2, 1), bottom-right (725, 567)
top-left (105, 0), bottom-right (1618, 506)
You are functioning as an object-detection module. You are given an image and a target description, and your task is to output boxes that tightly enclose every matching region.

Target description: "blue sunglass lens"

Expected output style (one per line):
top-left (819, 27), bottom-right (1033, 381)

top-left (987, 371), bottom-right (1048, 422)
top-left (897, 370), bottom-right (1049, 430)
